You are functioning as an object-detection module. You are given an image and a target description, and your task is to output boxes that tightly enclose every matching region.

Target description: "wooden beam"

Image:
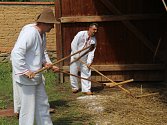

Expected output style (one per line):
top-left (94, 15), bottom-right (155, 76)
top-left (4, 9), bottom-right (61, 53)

top-left (64, 74), bottom-right (164, 82)
top-left (153, 38), bottom-right (162, 62)
top-left (55, 0), bottom-right (63, 83)
top-left (55, 0), bottom-right (63, 61)
top-left (60, 14), bottom-right (162, 23)
top-left (99, 0), bottom-right (155, 52)
top-left (162, 0), bottom-right (167, 12)
top-left (63, 64), bottom-right (164, 71)
top-left (64, 63), bottom-right (165, 82)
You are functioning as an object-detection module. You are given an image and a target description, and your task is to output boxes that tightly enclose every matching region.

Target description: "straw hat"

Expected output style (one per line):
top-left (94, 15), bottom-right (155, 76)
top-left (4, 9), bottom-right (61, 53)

top-left (36, 8), bottom-right (57, 24)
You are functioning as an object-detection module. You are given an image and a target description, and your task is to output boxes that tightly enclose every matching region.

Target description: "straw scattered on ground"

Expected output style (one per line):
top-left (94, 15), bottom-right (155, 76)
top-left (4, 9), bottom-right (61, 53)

top-left (75, 82), bottom-right (167, 125)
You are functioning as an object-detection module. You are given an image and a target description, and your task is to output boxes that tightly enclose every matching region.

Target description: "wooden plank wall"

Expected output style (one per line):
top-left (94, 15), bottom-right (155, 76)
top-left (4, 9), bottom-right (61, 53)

top-left (55, 0), bottom-right (167, 82)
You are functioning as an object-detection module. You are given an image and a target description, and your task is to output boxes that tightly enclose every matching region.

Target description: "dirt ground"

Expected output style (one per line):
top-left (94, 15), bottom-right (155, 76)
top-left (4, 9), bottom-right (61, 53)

top-left (1, 81), bottom-right (167, 125)
top-left (76, 82), bottom-right (167, 125)
top-left (0, 109), bottom-right (14, 117)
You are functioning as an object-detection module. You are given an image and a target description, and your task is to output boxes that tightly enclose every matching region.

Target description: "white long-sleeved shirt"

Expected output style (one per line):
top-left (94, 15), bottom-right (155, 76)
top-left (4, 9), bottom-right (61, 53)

top-left (11, 24), bottom-right (51, 85)
top-left (71, 31), bottom-right (96, 64)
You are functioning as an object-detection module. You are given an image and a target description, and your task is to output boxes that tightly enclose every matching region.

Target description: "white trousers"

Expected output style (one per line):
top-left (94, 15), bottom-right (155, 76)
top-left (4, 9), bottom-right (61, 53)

top-left (13, 80), bottom-right (21, 113)
top-left (13, 72), bottom-right (21, 113)
top-left (13, 75), bottom-right (46, 114)
top-left (70, 60), bottom-right (91, 92)
top-left (17, 82), bottom-right (53, 125)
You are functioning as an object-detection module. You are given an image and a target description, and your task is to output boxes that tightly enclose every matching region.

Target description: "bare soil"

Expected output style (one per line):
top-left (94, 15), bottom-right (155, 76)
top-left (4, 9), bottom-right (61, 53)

top-left (0, 109), bottom-right (15, 117)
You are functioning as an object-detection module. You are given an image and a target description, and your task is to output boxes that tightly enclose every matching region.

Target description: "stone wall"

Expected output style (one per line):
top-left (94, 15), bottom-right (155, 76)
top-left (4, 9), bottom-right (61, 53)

top-left (0, 2), bottom-right (57, 62)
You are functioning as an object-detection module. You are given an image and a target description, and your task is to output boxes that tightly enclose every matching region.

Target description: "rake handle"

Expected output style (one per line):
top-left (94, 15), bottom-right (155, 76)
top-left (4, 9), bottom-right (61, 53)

top-left (59, 70), bottom-right (101, 84)
top-left (79, 60), bottom-right (135, 98)
top-left (70, 44), bottom-right (96, 65)
top-left (34, 45), bottom-right (92, 74)
top-left (104, 79), bottom-right (134, 87)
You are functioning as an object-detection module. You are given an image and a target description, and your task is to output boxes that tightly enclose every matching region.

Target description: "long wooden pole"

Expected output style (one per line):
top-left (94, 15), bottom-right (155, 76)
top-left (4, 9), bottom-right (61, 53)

top-left (153, 38), bottom-right (161, 62)
top-left (136, 92), bottom-right (159, 98)
top-left (70, 44), bottom-right (96, 64)
top-left (162, 0), bottom-right (167, 11)
top-left (70, 49), bottom-right (91, 65)
top-left (59, 70), bottom-right (101, 84)
top-left (79, 60), bottom-right (135, 98)
top-left (34, 45), bottom-right (91, 74)
top-left (103, 79), bottom-right (134, 87)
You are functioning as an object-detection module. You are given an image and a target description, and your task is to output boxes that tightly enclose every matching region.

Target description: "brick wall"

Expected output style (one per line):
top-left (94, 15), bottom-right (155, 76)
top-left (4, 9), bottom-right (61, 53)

top-left (0, 2), bottom-right (57, 62)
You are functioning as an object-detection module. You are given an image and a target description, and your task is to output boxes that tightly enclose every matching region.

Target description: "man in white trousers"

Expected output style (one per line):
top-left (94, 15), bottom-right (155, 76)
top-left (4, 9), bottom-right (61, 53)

top-left (13, 56), bottom-right (55, 117)
top-left (12, 40), bottom-right (55, 117)
top-left (11, 8), bottom-right (59, 125)
top-left (70, 23), bottom-right (98, 95)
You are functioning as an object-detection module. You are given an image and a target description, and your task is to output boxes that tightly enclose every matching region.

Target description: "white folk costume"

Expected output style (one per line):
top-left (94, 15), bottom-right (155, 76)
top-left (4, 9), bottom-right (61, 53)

top-left (70, 31), bottom-right (96, 92)
top-left (11, 24), bottom-right (52, 125)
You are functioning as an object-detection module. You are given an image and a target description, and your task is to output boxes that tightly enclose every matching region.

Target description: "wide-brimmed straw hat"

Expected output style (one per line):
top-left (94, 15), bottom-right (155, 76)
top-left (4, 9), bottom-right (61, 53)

top-left (36, 8), bottom-right (57, 24)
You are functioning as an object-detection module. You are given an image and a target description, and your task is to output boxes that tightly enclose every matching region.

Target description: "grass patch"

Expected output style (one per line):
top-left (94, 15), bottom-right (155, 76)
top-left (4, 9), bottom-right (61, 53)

top-left (0, 62), bottom-right (94, 124)
top-left (0, 63), bottom-right (13, 109)
top-left (0, 117), bottom-right (18, 125)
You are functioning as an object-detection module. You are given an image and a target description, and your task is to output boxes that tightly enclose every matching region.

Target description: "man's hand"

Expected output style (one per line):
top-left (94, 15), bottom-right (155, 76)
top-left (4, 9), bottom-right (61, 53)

top-left (24, 71), bottom-right (35, 79)
top-left (43, 62), bottom-right (59, 72)
top-left (87, 63), bottom-right (92, 68)
top-left (89, 44), bottom-right (96, 51)
top-left (73, 54), bottom-right (80, 60)
top-left (51, 66), bottom-right (59, 72)
top-left (43, 63), bottom-right (53, 69)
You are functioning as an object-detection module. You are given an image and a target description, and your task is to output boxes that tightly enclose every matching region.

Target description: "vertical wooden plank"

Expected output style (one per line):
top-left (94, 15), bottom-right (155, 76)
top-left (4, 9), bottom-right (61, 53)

top-left (55, 0), bottom-right (62, 60)
top-left (55, 0), bottom-right (64, 83)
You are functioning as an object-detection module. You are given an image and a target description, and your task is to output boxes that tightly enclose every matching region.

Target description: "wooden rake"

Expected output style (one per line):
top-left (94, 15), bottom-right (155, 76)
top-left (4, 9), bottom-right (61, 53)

top-left (104, 79), bottom-right (134, 87)
top-left (79, 59), bottom-right (135, 98)
top-left (70, 44), bottom-right (96, 65)
top-left (34, 45), bottom-right (93, 74)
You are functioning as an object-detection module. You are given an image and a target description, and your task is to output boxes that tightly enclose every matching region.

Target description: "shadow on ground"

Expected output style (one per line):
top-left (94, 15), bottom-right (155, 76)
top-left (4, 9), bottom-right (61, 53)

top-left (49, 100), bottom-right (70, 109)
top-left (53, 114), bottom-right (93, 125)
top-left (91, 83), bottom-right (104, 93)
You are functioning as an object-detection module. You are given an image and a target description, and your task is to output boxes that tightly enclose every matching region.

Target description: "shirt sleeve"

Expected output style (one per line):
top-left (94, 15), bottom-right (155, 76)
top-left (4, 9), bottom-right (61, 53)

top-left (87, 38), bottom-right (97, 64)
top-left (71, 32), bottom-right (81, 58)
top-left (11, 29), bottom-right (35, 74)
top-left (43, 50), bottom-right (52, 64)
top-left (41, 33), bottom-right (52, 64)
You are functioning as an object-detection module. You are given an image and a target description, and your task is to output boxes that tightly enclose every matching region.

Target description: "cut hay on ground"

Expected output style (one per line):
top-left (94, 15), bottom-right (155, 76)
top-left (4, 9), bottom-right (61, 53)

top-left (76, 82), bottom-right (167, 125)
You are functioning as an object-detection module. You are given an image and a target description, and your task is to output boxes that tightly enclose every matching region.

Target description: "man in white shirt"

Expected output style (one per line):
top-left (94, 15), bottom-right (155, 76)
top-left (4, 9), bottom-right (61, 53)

top-left (70, 23), bottom-right (98, 95)
top-left (11, 8), bottom-right (59, 125)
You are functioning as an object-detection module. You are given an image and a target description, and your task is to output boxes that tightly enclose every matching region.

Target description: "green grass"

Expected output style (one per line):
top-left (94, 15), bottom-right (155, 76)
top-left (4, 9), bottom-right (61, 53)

top-left (0, 117), bottom-right (18, 125)
top-left (0, 62), bottom-right (94, 125)
top-left (0, 63), bottom-right (13, 109)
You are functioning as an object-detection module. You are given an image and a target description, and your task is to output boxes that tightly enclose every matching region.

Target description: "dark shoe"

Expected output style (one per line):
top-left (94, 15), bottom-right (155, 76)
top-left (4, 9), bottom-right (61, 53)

top-left (82, 92), bottom-right (94, 95)
top-left (72, 89), bottom-right (79, 93)
top-left (49, 108), bottom-right (55, 113)
top-left (14, 112), bottom-right (19, 119)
